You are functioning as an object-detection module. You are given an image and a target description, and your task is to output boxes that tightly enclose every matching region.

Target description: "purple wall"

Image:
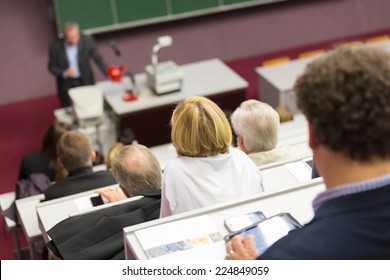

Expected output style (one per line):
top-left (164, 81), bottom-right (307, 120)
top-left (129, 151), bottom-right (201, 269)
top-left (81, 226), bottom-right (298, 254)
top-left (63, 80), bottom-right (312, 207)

top-left (0, 0), bottom-right (389, 105)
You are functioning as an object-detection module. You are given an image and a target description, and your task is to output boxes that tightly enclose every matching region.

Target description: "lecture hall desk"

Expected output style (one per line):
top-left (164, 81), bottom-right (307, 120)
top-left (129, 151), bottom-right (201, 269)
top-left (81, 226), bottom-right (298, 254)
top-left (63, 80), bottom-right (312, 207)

top-left (101, 58), bottom-right (248, 147)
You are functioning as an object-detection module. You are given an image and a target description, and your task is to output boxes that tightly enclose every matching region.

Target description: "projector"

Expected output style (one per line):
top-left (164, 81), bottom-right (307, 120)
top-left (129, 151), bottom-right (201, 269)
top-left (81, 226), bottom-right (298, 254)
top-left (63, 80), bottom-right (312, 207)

top-left (145, 60), bottom-right (183, 95)
top-left (145, 36), bottom-right (183, 95)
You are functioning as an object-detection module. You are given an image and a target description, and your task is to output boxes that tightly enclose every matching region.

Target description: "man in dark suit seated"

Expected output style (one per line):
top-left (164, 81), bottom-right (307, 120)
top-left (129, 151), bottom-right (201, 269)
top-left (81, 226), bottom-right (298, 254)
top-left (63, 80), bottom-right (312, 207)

top-left (43, 131), bottom-right (117, 201)
top-left (225, 47), bottom-right (390, 259)
top-left (46, 144), bottom-right (162, 259)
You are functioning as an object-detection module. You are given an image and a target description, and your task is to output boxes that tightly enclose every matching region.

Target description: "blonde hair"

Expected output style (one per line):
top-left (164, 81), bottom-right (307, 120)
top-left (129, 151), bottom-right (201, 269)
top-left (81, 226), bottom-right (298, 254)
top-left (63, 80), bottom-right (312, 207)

top-left (171, 96), bottom-right (232, 157)
top-left (231, 100), bottom-right (279, 153)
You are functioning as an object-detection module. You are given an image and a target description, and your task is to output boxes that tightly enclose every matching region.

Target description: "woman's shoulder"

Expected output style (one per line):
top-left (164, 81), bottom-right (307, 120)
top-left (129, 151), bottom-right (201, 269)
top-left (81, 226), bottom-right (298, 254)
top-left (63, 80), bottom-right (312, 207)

top-left (164, 156), bottom-right (191, 170)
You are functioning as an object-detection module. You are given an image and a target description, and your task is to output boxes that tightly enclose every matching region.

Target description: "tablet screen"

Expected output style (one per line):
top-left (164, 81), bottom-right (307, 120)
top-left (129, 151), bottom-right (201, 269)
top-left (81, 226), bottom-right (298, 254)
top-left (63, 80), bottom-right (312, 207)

top-left (239, 214), bottom-right (299, 254)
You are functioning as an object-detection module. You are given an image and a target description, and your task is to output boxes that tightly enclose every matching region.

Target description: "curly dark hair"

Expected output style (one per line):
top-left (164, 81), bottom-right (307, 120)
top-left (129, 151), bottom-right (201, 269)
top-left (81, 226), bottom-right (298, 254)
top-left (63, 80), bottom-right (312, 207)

top-left (295, 47), bottom-right (390, 161)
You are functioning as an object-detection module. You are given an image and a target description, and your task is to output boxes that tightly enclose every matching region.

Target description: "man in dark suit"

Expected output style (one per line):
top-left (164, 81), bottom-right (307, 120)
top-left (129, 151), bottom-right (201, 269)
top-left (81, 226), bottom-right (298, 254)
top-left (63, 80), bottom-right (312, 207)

top-left (46, 144), bottom-right (162, 259)
top-left (43, 131), bottom-right (116, 201)
top-left (225, 47), bottom-right (390, 259)
top-left (48, 21), bottom-right (108, 107)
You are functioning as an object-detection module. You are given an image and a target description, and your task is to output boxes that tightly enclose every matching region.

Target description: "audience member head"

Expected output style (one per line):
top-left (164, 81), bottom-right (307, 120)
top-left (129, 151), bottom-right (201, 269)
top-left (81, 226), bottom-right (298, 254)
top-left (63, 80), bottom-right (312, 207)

top-left (275, 105), bottom-right (294, 123)
top-left (57, 131), bottom-right (95, 172)
top-left (104, 142), bottom-right (125, 169)
top-left (120, 128), bottom-right (136, 145)
top-left (231, 100), bottom-right (279, 154)
top-left (223, 109), bottom-right (238, 147)
top-left (41, 121), bottom-right (69, 158)
top-left (295, 47), bottom-right (390, 173)
top-left (111, 144), bottom-right (162, 197)
top-left (63, 21), bottom-right (80, 45)
top-left (42, 121), bottom-right (69, 181)
top-left (171, 96), bottom-right (232, 157)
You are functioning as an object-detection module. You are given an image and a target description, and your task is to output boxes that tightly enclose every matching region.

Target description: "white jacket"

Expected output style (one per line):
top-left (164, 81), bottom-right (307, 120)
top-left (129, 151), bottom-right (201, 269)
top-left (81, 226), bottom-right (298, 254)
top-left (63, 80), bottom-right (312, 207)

top-left (160, 148), bottom-right (264, 217)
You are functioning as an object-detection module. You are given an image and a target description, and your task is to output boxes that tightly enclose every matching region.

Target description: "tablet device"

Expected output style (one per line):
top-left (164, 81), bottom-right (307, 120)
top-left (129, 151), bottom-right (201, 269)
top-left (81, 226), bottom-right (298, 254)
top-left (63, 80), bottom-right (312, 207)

top-left (224, 211), bottom-right (266, 233)
top-left (225, 213), bottom-right (301, 254)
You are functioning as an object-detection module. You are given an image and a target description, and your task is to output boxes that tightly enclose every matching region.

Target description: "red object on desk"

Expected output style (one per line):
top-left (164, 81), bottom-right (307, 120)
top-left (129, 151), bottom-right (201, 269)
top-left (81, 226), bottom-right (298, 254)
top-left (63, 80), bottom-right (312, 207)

top-left (107, 65), bottom-right (122, 81)
top-left (107, 65), bottom-right (128, 81)
top-left (122, 92), bottom-right (138, 101)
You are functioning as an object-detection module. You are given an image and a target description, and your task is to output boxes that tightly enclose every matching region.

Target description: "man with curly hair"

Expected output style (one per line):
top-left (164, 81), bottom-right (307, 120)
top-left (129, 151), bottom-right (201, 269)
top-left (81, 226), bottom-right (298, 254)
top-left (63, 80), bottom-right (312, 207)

top-left (225, 47), bottom-right (390, 259)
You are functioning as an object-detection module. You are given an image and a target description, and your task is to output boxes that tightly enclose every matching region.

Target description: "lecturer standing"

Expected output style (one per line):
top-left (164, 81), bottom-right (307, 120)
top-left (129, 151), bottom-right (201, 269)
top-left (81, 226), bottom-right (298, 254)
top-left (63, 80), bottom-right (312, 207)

top-left (48, 21), bottom-right (108, 107)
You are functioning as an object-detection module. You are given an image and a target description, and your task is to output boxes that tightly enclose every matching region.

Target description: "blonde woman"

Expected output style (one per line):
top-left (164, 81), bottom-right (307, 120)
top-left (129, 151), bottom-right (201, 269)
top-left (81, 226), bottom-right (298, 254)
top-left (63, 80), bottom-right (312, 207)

top-left (160, 96), bottom-right (263, 217)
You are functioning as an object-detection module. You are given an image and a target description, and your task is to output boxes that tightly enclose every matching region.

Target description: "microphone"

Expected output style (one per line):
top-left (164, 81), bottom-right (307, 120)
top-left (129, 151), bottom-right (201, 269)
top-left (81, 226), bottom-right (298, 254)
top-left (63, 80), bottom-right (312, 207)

top-left (108, 40), bottom-right (121, 57)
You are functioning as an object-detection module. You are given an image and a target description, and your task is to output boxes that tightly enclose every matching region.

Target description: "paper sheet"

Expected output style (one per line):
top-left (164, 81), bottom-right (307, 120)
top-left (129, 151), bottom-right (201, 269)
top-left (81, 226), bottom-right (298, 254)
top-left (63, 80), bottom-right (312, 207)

top-left (135, 215), bottom-right (226, 260)
top-left (285, 161), bottom-right (312, 182)
top-left (73, 195), bottom-right (95, 211)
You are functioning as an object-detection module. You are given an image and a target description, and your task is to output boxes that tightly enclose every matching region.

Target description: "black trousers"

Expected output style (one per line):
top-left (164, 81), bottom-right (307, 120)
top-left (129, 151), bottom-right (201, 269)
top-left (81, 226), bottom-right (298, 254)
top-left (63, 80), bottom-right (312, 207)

top-left (58, 78), bottom-right (83, 108)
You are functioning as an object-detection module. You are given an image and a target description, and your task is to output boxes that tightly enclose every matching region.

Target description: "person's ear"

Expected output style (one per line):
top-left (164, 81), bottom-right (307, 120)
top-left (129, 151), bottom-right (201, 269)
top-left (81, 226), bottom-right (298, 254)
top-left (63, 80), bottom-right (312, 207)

top-left (308, 123), bottom-right (319, 151)
top-left (57, 157), bottom-right (64, 169)
top-left (119, 185), bottom-right (131, 198)
top-left (90, 150), bottom-right (96, 163)
top-left (237, 135), bottom-right (249, 154)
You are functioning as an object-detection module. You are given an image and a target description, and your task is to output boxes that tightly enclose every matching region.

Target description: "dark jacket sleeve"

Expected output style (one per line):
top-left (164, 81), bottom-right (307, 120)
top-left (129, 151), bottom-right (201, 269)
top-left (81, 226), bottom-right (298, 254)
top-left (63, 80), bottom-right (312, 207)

top-left (47, 194), bottom-right (161, 260)
top-left (86, 35), bottom-right (108, 77)
top-left (48, 40), bottom-right (67, 78)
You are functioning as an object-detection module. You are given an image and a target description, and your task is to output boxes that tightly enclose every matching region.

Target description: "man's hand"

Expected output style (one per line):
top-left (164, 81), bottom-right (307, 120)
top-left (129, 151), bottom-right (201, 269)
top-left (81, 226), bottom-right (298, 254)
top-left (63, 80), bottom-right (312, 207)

top-left (65, 67), bottom-right (77, 78)
top-left (225, 235), bottom-right (259, 260)
top-left (96, 188), bottom-right (126, 202)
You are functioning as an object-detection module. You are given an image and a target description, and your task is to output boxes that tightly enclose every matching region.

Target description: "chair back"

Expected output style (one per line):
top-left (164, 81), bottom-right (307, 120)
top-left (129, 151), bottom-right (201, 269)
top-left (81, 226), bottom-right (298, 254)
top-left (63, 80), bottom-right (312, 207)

top-left (364, 35), bottom-right (390, 44)
top-left (69, 85), bottom-right (104, 127)
top-left (262, 56), bottom-right (290, 67)
top-left (298, 49), bottom-right (325, 59)
top-left (334, 41), bottom-right (363, 49)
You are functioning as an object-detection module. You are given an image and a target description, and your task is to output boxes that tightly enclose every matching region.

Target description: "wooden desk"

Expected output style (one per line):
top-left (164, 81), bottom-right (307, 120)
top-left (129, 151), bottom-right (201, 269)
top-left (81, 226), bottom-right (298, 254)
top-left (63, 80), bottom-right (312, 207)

top-left (260, 156), bottom-right (313, 192)
top-left (123, 178), bottom-right (324, 259)
top-left (279, 113), bottom-right (306, 129)
top-left (256, 42), bottom-right (390, 113)
top-left (256, 56), bottom-right (317, 113)
top-left (36, 184), bottom-right (119, 243)
top-left (15, 184), bottom-right (118, 259)
top-left (101, 58), bottom-right (248, 147)
top-left (15, 194), bottom-right (45, 259)
top-left (278, 125), bottom-right (308, 141)
top-left (0, 192), bottom-right (16, 232)
top-left (0, 192), bottom-right (23, 259)
top-left (277, 132), bottom-right (308, 148)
